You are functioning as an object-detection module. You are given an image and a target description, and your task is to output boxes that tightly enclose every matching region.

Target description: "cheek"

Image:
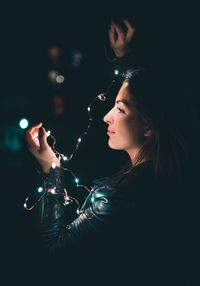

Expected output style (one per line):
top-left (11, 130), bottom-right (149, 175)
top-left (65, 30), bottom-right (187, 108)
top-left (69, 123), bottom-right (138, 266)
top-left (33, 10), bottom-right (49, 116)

top-left (107, 113), bottom-right (145, 150)
top-left (119, 116), bottom-right (144, 146)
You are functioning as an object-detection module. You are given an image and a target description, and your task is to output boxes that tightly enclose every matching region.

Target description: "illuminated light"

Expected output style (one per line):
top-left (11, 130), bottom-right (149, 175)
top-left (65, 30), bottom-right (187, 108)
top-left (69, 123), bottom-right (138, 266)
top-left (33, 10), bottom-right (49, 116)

top-left (19, 118), bottom-right (29, 129)
top-left (48, 46), bottom-right (60, 63)
top-left (70, 49), bottom-right (83, 67)
top-left (78, 138), bottom-right (82, 143)
top-left (63, 156), bottom-right (68, 161)
top-left (24, 203), bottom-right (27, 208)
top-left (51, 188), bottom-right (56, 194)
top-left (56, 75), bottom-right (65, 84)
top-left (98, 94), bottom-right (106, 101)
top-left (48, 70), bottom-right (59, 82)
top-left (46, 130), bottom-right (51, 137)
top-left (76, 209), bottom-right (80, 214)
top-left (52, 163), bottom-right (56, 169)
top-left (38, 187), bottom-right (43, 193)
top-left (87, 106), bottom-right (91, 112)
top-left (75, 178), bottom-right (79, 184)
top-left (114, 69), bottom-right (119, 75)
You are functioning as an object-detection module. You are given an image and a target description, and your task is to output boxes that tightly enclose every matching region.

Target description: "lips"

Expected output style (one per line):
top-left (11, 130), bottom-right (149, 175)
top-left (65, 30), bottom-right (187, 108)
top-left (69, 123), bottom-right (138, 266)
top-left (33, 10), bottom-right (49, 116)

top-left (107, 129), bottom-right (115, 133)
top-left (107, 129), bottom-right (115, 135)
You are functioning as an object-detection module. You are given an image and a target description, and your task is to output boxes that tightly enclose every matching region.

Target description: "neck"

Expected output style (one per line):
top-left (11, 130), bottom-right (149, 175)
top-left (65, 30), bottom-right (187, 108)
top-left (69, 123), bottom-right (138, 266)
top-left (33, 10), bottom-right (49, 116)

top-left (127, 147), bottom-right (150, 167)
top-left (126, 147), bottom-right (140, 164)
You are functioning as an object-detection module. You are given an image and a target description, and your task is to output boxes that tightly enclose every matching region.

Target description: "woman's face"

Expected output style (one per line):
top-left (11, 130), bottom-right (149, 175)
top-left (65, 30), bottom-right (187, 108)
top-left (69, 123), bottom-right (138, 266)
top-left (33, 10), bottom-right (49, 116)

top-left (103, 82), bottom-right (146, 155)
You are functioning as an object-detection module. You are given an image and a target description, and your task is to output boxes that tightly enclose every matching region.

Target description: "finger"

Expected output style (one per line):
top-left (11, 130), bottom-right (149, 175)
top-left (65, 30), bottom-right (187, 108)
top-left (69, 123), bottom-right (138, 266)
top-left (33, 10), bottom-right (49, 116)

top-left (27, 123), bottom-right (42, 139)
top-left (108, 24), bottom-right (115, 43)
top-left (26, 129), bottom-right (40, 150)
top-left (123, 20), bottom-right (135, 41)
top-left (112, 22), bottom-right (125, 41)
top-left (38, 127), bottom-right (49, 151)
top-left (31, 125), bottom-right (43, 142)
top-left (33, 122), bottom-right (42, 128)
top-left (27, 123), bottom-right (42, 136)
top-left (111, 21), bottom-right (118, 41)
top-left (110, 22), bottom-right (116, 34)
top-left (127, 28), bottom-right (135, 42)
top-left (112, 21), bottom-right (126, 33)
top-left (28, 122), bottom-right (42, 134)
top-left (26, 123), bottom-right (43, 152)
top-left (123, 19), bottom-right (135, 31)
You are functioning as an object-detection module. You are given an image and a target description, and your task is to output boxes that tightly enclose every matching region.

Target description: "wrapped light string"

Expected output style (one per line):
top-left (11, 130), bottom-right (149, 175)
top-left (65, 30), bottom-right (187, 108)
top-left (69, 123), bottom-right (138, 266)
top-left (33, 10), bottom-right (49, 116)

top-left (24, 80), bottom-right (116, 211)
top-left (24, 191), bottom-right (47, 211)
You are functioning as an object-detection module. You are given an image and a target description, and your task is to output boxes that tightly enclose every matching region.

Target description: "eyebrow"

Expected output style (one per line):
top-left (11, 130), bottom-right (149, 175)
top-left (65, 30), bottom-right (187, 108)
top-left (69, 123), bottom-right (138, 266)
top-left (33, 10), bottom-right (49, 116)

top-left (115, 100), bottom-right (130, 106)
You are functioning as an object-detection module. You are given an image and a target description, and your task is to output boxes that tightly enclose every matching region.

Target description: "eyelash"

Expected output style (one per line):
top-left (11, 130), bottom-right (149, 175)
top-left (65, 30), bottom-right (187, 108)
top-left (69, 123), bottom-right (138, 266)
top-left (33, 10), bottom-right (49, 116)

top-left (116, 107), bottom-right (125, 113)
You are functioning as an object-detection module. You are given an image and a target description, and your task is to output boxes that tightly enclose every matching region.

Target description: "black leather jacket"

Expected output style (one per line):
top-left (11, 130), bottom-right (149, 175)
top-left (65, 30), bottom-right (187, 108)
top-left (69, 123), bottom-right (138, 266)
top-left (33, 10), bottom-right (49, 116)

top-left (36, 160), bottom-right (159, 273)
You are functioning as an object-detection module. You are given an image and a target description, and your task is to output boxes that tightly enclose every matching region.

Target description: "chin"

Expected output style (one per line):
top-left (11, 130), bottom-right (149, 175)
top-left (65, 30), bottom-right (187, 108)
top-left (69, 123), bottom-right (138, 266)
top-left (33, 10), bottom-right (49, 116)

top-left (108, 140), bottom-right (122, 150)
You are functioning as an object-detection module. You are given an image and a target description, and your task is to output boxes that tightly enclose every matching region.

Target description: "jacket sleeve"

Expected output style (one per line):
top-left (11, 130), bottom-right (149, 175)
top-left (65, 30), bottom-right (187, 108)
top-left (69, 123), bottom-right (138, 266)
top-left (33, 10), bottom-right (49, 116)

top-left (36, 167), bottom-right (129, 256)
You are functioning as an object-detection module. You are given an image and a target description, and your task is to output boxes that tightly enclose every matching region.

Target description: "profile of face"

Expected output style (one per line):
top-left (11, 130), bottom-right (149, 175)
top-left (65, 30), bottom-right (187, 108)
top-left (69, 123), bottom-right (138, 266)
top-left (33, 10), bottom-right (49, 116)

top-left (103, 82), bottom-right (150, 158)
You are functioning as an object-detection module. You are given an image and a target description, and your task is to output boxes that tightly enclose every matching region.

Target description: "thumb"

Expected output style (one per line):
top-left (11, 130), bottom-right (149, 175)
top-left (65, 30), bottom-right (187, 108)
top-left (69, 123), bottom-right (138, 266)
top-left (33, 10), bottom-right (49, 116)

top-left (38, 127), bottom-right (49, 151)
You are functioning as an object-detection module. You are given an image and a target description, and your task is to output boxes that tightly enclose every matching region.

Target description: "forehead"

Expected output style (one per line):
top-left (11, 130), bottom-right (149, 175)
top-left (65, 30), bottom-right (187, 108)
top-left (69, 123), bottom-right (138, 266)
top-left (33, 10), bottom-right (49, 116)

top-left (115, 82), bottom-right (133, 103)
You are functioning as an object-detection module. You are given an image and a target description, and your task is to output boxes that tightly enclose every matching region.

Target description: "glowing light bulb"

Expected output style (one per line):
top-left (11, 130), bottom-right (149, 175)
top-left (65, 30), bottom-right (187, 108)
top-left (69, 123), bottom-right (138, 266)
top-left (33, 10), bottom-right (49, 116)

top-left (48, 70), bottom-right (59, 82)
top-left (98, 94), bottom-right (106, 101)
top-left (52, 163), bottom-right (56, 169)
top-left (87, 106), bottom-right (91, 112)
top-left (51, 189), bottom-right (56, 194)
top-left (56, 75), bottom-right (65, 83)
top-left (19, 118), bottom-right (29, 129)
top-left (38, 187), bottom-right (43, 193)
top-left (46, 130), bottom-right (51, 137)
top-left (63, 156), bottom-right (68, 161)
top-left (78, 138), bottom-right (81, 143)
top-left (24, 203), bottom-right (27, 208)
top-left (114, 69), bottom-right (119, 75)
top-left (75, 178), bottom-right (79, 184)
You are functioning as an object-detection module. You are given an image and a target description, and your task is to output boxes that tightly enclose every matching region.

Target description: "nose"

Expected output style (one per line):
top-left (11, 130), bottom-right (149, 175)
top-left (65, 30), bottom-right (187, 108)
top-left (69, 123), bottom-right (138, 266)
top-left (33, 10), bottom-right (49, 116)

top-left (103, 108), bottom-right (113, 124)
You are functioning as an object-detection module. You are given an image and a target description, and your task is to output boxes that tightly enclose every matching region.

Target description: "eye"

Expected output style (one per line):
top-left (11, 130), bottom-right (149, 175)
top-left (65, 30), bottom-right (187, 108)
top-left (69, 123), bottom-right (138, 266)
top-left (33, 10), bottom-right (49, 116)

top-left (116, 107), bottom-right (125, 113)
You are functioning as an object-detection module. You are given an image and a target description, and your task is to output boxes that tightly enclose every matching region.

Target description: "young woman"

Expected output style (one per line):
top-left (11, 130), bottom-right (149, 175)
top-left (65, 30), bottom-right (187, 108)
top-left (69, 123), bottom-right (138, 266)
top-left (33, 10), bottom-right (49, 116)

top-left (26, 17), bottom-right (190, 285)
top-left (26, 64), bottom-right (187, 284)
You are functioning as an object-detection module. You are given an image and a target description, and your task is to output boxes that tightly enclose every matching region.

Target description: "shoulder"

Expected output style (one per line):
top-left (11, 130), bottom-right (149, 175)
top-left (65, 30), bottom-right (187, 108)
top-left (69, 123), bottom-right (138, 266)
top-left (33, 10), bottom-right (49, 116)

top-left (114, 160), bottom-right (156, 190)
top-left (90, 160), bottom-right (159, 210)
top-left (89, 183), bottom-right (133, 219)
top-left (91, 161), bottom-right (156, 197)
top-left (115, 161), bottom-right (160, 208)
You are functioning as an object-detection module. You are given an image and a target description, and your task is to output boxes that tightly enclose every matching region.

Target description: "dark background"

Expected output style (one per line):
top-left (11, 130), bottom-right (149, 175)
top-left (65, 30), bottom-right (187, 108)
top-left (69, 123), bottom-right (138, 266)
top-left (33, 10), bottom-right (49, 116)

top-left (0, 1), bottom-right (199, 284)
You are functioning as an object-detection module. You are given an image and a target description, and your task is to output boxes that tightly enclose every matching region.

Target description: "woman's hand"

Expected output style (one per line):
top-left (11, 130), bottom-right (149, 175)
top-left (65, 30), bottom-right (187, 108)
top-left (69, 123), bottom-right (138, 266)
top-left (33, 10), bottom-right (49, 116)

top-left (108, 20), bottom-right (135, 58)
top-left (26, 123), bottom-right (61, 174)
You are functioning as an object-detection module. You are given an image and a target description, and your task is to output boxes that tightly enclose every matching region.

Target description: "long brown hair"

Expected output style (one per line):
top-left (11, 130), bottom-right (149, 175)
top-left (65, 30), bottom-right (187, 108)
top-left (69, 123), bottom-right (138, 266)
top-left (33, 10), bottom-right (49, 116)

top-left (121, 67), bottom-right (188, 177)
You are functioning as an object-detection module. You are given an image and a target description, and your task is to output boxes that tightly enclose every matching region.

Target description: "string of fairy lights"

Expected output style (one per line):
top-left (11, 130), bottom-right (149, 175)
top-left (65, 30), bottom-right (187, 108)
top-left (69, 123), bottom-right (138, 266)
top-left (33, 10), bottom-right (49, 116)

top-left (24, 80), bottom-right (116, 212)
